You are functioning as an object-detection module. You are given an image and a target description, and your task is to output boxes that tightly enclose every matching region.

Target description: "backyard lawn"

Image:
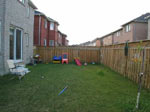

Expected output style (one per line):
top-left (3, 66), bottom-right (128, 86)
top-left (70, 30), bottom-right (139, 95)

top-left (0, 64), bottom-right (150, 112)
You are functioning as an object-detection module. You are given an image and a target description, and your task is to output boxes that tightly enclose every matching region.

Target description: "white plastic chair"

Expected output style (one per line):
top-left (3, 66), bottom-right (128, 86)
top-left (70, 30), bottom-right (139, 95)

top-left (7, 60), bottom-right (29, 80)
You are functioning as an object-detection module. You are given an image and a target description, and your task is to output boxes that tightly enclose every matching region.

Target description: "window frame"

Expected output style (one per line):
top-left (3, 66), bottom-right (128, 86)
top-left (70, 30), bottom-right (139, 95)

top-left (125, 24), bottom-right (131, 32)
top-left (9, 26), bottom-right (23, 62)
top-left (49, 40), bottom-right (54, 46)
top-left (44, 39), bottom-right (47, 46)
top-left (50, 22), bottom-right (54, 30)
top-left (44, 19), bottom-right (47, 29)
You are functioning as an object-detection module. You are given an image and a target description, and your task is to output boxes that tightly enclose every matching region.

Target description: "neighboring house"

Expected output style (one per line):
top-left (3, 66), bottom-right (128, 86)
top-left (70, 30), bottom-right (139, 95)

top-left (34, 11), bottom-right (68, 47)
top-left (0, 0), bottom-right (37, 75)
top-left (62, 33), bottom-right (68, 46)
top-left (34, 11), bottom-right (48, 47)
top-left (65, 40), bottom-right (69, 46)
top-left (47, 17), bottom-right (59, 47)
top-left (57, 31), bottom-right (62, 46)
top-left (102, 33), bottom-right (113, 46)
top-left (96, 38), bottom-right (103, 46)
top-left (96, 13), bottom-right (150, 46)
top-left (34, 11), bottom-right (59, 47)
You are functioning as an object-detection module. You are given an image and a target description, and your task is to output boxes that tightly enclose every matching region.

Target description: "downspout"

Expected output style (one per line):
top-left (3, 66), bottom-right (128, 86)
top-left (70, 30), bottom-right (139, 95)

top-left (38, 15), bottom-right (41, 46)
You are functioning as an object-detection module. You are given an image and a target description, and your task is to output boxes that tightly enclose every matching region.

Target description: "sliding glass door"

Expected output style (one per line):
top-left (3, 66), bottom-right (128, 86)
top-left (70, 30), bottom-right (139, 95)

top-left (9, 27), bottom-right (22, 61)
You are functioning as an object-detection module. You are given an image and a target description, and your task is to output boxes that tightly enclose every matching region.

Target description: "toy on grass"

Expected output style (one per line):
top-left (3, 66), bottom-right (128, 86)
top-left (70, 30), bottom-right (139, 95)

top-left (34, 54), bottom-right (42, 64)
top-left (84, 62), bottom-right (87, 66)
top-left (58, 86), bottom-right (68, 96)
top-left (74, 57), bottom-right (82, 66)
top-left (62, 53), bottom-right (68, 64)
top-left (92, 62), bottom-right (95, 65)
top-left (53, 56), bottom-right (62, 64)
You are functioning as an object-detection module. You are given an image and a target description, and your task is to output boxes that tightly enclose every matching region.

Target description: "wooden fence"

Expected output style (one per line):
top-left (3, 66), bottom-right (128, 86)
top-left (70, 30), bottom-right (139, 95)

top-left (34, 40), bottom-right (150, 89)
top-left (100, 40), bottom-right (150, 89)
top-left (35, 46), bottom-right (100, 63)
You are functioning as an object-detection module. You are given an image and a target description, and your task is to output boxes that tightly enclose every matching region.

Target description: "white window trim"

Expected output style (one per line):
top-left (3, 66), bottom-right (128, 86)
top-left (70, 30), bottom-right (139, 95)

top-left (10, 27), bottom-right (23, 62)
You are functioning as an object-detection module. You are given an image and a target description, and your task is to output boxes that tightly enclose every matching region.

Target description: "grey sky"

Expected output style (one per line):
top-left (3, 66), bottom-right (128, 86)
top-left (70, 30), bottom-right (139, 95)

top-left (32, 0), bottom-right (150, 45)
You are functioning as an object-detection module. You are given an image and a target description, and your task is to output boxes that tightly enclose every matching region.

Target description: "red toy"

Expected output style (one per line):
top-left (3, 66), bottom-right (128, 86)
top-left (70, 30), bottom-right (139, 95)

top-left (62, 53), bottom-right (68, 64)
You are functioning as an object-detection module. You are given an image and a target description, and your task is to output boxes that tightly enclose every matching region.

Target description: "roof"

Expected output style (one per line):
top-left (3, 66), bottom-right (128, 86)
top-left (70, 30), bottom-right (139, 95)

top-left (35, 11), bottom-right (59, 25)
top-left (28, 0), bottom-right (37, 9)
top-left (47, 17), bottom-right (59, 25)
top-left (35, 11), bottom-right (47, 17)
top-left (61, 33), bottom-right (67, 37)
top-left (122, 13), bottom-right (150, 26)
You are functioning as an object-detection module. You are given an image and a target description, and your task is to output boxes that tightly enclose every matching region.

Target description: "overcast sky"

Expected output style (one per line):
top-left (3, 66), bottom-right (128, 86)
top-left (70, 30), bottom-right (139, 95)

top-left (32, 0), bottom-right (150, 45)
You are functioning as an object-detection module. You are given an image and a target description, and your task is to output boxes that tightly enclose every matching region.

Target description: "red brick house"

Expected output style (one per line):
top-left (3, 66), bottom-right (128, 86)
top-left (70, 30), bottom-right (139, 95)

top-left (47, 17), bottom-right (59, 46)
top-left (34, 11), bottom-right (48, 46)
top-left (34, 11), bottom-right (59, 47)
top-left (62, 33), bottom-right (67, 46)
top-left (57, 31), bottom-right (62, 46)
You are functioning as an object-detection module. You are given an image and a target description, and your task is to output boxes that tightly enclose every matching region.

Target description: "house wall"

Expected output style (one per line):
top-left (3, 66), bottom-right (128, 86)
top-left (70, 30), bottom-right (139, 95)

top-left (96, 39), bottom-right (101, 46)
top-left (34, 15), bottom-right (40, 46)
top-left (40, 16), bottom-right (48, 46)
top-left (0, 0), bottom-right (6, 75)
top-left (57, 32), bottom-right (62, 46)
top-left (113, 30), bottom-right (123, 44)
top-left (103, 35), bottom-right (113, 46)
top-left (1, 0), bottom-right (35, 75)
top-left (133, 22), bottom-right (148, 41)
top-left (121, 23), bottom-right (133, 43)
top-left (62, 36), bottom-right (66, 46)
top-left (48, 22), bottom-right (58, 46)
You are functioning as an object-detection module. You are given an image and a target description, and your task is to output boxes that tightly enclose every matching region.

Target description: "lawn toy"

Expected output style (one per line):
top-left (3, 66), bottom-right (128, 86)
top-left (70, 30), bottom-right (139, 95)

top-left (58, 86), bottom-right (68, 96)
top-left (62, 53), bottom-right (68, 64)
top-left (53, 56), bottom-right (62, 64)
top-left (34, 54), bottom-right (42, 64)
top-left (74, 57), bottom-right (82, 66)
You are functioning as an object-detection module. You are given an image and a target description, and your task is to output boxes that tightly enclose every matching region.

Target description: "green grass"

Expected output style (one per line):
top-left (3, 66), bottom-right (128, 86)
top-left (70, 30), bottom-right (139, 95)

top-left (0, 64), bottom-right (150, 112)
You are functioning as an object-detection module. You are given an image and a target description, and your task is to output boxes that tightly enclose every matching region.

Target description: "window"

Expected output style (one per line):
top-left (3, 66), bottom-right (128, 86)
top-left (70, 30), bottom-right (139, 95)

top-left (19, 0), bottom-right (25, 4)
top-left (44, 19), bottom-right (47, 29)
top-left (125, 24), bottom-right (131, 32)
top-left (27, 6), bottom-right (30, 18)
top-left (0, 21), bottom-right (1, 51)
top-left (116, 31), bottom-right (120, 37)
top-left (50, 22), bottom-right (54, 30)
top-left (44, 39), bottom-right (47, 46)
top-left (9, 27), bottom-right (22, 61)
top-left (49, 40), bottom-right (54, 46)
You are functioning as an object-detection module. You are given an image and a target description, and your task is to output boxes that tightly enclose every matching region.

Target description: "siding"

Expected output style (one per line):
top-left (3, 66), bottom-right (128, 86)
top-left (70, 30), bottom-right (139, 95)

top-left (133, 22), bottom-right (148, 41)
